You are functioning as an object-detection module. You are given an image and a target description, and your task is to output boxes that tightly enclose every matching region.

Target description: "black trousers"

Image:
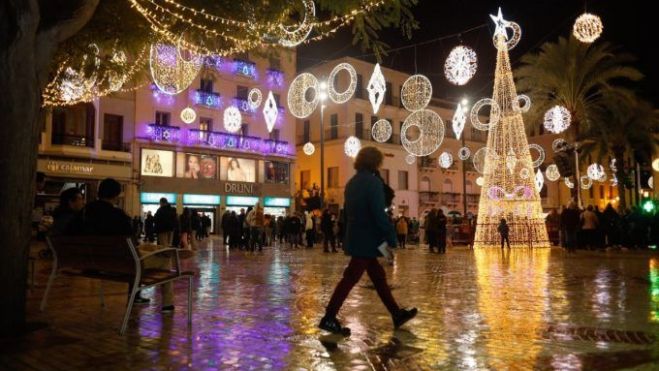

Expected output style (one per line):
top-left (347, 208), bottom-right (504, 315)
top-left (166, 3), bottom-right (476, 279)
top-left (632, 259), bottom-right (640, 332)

top-left (501, 234), bottom-right (510, 249)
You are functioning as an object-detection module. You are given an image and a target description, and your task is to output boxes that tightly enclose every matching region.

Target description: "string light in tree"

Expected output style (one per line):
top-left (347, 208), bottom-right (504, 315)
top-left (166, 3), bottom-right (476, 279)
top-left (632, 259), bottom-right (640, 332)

top-left (535, 169), bottom-right (545, 192)
top-left (587, 163), bottom-right (606, 181)
top-left (439, 152), bottom-right (454, 169)
top-left (180, 107), bottom-right (197, 124)
top-left (367, 63), bottom-right (386, 114)
top-left (458, 146), bottom-right (471, 160)
top-left (303, 142), bottom-right (315, 155)
top-left (444, 45), bottom-right (478, 86)
top-left (452, 102), bottom-right (467, 139)
top-left (545, 164), bottom-right (561, 181)
top-left (405, 154), bottom-right (416, 165)
top-left (150, 43), bottom-right (202, 95)
top-left (580, 175), bottom-right (593, 190)
top-left (400, 74), bottom-right (432, 111)
top-left (470, 98), bottom-right (501, 131)
top-left (223, 106), bottom-right (242, 133)
top-left (328, 62), bottom-right (357, 104)
top-left (401, 109), bottom-right (445, 157)
top-left (371, 119), bottom-right (392, 143)
top-left (344, 136), bottom-right (362, 158)
top-left (564, 177), bottom-right (575, 189)
top-left (248, 88), bottom-right (263, 109)
top-left (287, 72), bottom-right (319, 118)
top-left (573, 13), bottom-right (603, 43)
top-left (263, 91), bottom-right (278, 133)
top-left (543, 105), bottom-right (571, 134)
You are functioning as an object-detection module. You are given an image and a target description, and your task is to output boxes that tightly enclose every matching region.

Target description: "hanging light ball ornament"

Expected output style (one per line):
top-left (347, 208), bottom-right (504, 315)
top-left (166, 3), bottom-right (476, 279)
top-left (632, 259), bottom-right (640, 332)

top-left (405, 154), bottom-right (416, 165)
top-left (528, 144), bottom-right (546, 168)
top-left (401, 109), bottom-right (445, 157)
top-left (652, 158), bottom-right (659, 172)
top-left (149, 43), bottom-right (202, 95)
top-left (545, 164), bottom-right (561, 181)
top-left (371, 119), bottom-right (392, 143)
top-left (439, 152), bottom-right (454, 169)
top-left (287, 72), bottom-right (319, 119)
top-left (248, 88), bottom-right (263, 109)
top-left (458, 146), bottom-right (471, 160)
top-left (400, 74), bottom-right (433, 111)
top-left (328, 63), bottom-right (357, 104)
top-left (473, 147), bottom-right (498, 174)
top-left (303, 142), bottom-right (315, 156)
top-left (444, 46), bottom-right (478, 86)
top-left (476, 176), bottom-right (485, 187)
top-left (223, 106), bottom-right (242, 133)
top-left (587, 163), bottom-right (606, 181)
top-left (344, 136), bottom-right (362, 158)
top-left (573, 13), bottom-right (603, 43)
top-left (470, 98), bottom-right (501, 131)
top-left (552, 138), bottom-right (569, 152)
top-left (180, 107), bottom-right (197, 124)
top-left (543, 105), bottom-right (572, 134)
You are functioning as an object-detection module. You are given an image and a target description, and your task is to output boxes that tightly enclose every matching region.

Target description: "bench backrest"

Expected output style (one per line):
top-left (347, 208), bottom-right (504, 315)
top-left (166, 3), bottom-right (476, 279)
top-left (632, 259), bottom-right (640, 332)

top-left (48, 236), bottom-right (139, 275)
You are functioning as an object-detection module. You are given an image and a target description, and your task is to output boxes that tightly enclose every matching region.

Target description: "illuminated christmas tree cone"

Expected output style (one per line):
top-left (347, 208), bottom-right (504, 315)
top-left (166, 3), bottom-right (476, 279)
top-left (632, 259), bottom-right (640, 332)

top-left (473, 9), bottom-right (549, 248)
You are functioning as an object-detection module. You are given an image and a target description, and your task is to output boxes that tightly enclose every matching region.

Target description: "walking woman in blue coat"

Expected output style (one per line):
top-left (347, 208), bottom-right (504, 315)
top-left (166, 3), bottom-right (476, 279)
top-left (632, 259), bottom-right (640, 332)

top-left (319, 147), bottom-right (417, 336)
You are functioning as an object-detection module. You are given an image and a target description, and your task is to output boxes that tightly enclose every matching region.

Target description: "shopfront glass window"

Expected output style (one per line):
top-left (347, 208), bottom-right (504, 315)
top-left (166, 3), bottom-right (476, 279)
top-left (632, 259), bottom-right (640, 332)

top-left (264, 161), bottom-right (290, 184)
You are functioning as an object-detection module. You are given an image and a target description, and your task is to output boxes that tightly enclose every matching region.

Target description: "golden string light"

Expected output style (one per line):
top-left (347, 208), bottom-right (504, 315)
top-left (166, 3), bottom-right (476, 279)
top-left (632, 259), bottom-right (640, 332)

top-left (400, 74), bottom-right (433, 111)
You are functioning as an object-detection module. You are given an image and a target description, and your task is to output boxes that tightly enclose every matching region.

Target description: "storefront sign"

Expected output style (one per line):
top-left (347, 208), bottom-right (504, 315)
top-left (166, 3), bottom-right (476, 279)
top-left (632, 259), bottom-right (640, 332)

top-left (46, 161), bottom-right (94, 175)
top-left (141, 192), bottom-right (177, 204)
top-left (224, 182), bottom-right (255, 194)
top-left (225, 195), bottom-right (259, 206)
top-left (183, 194), bottom-right (220, 205)
top-left (263, 197), bottom-right (290, 207)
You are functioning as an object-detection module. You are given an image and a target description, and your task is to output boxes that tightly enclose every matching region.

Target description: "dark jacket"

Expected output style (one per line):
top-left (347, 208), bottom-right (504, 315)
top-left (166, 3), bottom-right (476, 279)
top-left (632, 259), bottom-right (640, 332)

top-left (67, 200), bottom-right (132, 236)
top-left (321, 212), bottom-right (334, 235)
top-left (344, 170), bottom-right (397, 258)
top-left (154, 204), bottom-right (177, 233)
top-left (51, 207), bottom-right (76, 236)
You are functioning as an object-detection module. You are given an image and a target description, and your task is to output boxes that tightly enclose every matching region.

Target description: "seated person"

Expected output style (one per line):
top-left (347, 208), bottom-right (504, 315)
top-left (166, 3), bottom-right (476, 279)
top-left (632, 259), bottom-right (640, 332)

top-left (51, 187), bottom-right (85, 236)
top-left (67, 178), bottom-right (175, 312)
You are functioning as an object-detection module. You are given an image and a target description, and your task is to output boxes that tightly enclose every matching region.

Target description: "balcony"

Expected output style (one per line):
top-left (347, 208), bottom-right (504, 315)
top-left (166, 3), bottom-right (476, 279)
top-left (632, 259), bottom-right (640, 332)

top-left (187, 129), bottom-right (291, 155)
top-left (51, 134), bottom-right (94, 148)
top-left (467, 194), bottom-right (480, 204)
top-left (419, 191), bottom-right (440, 204)
top-left (233, 97), bottom-right (256, 114)
top-left (147, 124), bottom-right (181, 143)
top-left (233, 59), bottom-right (257, 79)
top-left (266, 68), bottom-right (285, 88)
top-left (102, 141), bottom-right (131, 152)
top-left (193, 90), bottom-right (222, 109)
top-left (441, 193), bottom-right (461, 205)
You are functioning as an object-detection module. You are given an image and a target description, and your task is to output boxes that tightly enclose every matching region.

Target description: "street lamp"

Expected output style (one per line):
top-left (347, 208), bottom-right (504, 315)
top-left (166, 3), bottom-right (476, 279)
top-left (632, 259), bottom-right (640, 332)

top-left (318, 80), bottom-right (328, 208)
top-left (460, 98), bottom-right (469, 216)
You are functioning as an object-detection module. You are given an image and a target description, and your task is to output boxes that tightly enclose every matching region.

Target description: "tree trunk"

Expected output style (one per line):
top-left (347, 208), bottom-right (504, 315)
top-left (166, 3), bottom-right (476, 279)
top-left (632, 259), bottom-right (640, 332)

top-left (612, 148), bottom-right (627, 212)
top-left (0, 0), bottom-right (98, 337)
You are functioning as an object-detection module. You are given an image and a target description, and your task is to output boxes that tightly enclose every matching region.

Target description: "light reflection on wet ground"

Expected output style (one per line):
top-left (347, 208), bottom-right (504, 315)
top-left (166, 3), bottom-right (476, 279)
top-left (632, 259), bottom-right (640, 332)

top-left (3, 239), bottom-right (659, 370)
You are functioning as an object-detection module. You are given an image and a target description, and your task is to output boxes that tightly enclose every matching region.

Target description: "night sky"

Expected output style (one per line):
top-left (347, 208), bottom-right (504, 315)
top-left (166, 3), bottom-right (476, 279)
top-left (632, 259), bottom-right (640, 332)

top-left (298, 0), bottom-right (657, 103)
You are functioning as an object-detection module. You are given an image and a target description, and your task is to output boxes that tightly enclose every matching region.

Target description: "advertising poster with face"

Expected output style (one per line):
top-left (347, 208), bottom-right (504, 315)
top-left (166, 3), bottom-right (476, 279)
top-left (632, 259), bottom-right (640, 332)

top-left (141, 149), bottom-right (174, 177)
top-left (220, 157), bottom-right (256, 182)
top-left (264, 161), bottom-right (290, 184)
top-left (177, 153), bottom-right (218, 179)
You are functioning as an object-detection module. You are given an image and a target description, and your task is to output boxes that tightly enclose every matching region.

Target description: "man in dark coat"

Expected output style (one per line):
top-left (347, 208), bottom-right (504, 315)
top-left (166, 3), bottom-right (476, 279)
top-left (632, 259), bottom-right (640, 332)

top-left (221, 210), bottom-right (231, 245)
top-left (560, 201), bottom-right (580, 252)
top-left (321, 209), bottom-right (337, 253)
top-left (319, 147), bottom-right (417, 336)
top-left (436, 209), bottom-right (448, 254)
top-left (154, 198), bottom-right (177, 247)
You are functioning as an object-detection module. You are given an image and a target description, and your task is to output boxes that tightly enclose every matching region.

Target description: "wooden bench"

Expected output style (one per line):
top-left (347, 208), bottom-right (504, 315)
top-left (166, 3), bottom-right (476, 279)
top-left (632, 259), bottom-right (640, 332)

top-left (40, 236), bottom-right (194, 335)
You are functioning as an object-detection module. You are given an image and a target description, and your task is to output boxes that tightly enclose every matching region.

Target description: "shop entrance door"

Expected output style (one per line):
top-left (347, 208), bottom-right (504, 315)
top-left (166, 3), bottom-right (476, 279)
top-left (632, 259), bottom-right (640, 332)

top-left (186, 205), bottom-right (216, 234)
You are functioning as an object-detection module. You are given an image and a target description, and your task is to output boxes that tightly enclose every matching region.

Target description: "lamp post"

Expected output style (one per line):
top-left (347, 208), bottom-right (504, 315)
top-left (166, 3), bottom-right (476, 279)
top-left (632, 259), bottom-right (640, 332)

top-left (318, 81), bottom-right (328, 208)
top-left (460, 98), bottom-right (469, 217)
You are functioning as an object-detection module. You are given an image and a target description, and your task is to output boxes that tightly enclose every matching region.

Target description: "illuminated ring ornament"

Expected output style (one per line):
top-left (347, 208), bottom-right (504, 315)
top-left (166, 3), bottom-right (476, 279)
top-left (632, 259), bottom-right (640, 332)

top-left (552, 138), bottom-right (568, 152)
top-left (473, 147), bottom-right (499, 174)
top-left (545, 164), bottom-right (561, 181)
top-left (371, 119), bottom-right (392, 143)
top-left (400, 74), bottom-right (433, 111)
top-left (248, 88), bottom-right (263, 109)
top-left (513, 94), bottom-right (531, 113)
top-left (344, 136), bottom-right (361, 158)
top-left (458, 147), bottom-right (471, 160)
top-left (528, 144), bottom-right (545, 168)
top-left (401, 109), bottom-right (445, 157)
top-left (519, 168), bottom-right (531, 179)
top-left (573, 13), bottom-right (603, 43)
top-left (223, 106), bottom-right (242, 133)
top-left (439, 152), bottom-right (453, 169)
top-left (328, 63), bottom-right (357, 104)
top-left (278, 0), bottom-right (315, 47)
top-left (543, 105), bottom-right (571, 134)
top-left (287, 72), bottom-right (319, 119)
top-left (303, 142), bottom-right (315, 156)
top-left (580, 175), bottom-right (593, 190)
top-left (470, 98), bottom-right (501, 131)
top-left (587, 163), bottom-right (606, 181)
top-left (650, 176), bottom-right (654, 189)
top-left (565, 177), bottom-right (575, 189)
top-left (180, 107), bottom-right (196, 124)
top-left (444, 46), bottom-right (478, 86)
top-left (492, 21), bottom-right (522, 51)
top-left (405, 154), bottom-right (416, 165)
top-left (149, 43), bottom-right (202, 95)
top-left (652, 158), bottom-right (659, 172)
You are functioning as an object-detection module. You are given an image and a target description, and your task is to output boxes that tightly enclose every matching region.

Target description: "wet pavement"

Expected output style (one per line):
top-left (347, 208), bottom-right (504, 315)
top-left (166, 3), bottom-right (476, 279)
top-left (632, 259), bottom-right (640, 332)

top-left (2, 239), bottom-right (659, 370)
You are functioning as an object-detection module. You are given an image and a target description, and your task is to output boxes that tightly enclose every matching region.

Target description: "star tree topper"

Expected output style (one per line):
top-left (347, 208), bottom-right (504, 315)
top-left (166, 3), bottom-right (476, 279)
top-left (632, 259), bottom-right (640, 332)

top-left (490, 8), bottom-right (511, 40)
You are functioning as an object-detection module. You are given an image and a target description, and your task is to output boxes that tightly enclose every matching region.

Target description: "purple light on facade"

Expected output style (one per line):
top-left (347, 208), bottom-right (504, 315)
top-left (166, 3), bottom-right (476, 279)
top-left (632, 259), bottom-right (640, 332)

top-left (185, 129), bottom-right (290, 155)
top-left (192, 90), bottom-right (222, 109)
top-left (148, 124), bottom-right (181, 143)
top-left (233, 60), bottom-right (257, 79)
top-left (266, 69), bottom-right (284, 88)
top-left (203, 55), bottom-right (224, 70)
top-left (152, 87), bottom-right (176, 106)
top-left (233, 97), bottom-right (256, 114)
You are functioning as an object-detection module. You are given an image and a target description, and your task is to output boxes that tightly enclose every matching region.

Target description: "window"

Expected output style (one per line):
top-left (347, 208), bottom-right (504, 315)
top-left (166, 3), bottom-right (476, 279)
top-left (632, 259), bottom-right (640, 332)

top-left (355, 113), bottom-right (364, 139)
top-left (356, 74), bottom-right (363, 98)
top-left (466, 180), bottom-right (473, 194)
top-left (381, 169), bottom-right (389, 185)
top-left (102, 114), bottom-right (123, 151)
top-left (385, 81), bottom-right (393, 105)
top-left (330, 114), bottom-right (338, 139)
top-left (273, 93), bottom-right (281, 107)
top-left (443, 179), bottom-right (453, 193)
top-left (265, 161), bottom-right (289, 184)
top-left (200, 78), bottom-right (213, 93)
top-left (398, 171), bottom-right (408, 190)
top-left (328, 167), bottom-right (339, 188)
top-left (420, 176), bottom-right (431, 192)
top-left (303, 120), bottom-right (310, 142)
top-left (269, 129), bottom-right (280, 141)
top-left (600, 185), bottom-right (605, 198)
top-left (268, 56), bottom-right (281, 70)
top-left (240, 123), bottom-right (248, 136)
top-left (386, 118), bottom-right (394, 143)
top-left (589, 185), bottom-right (594, 198)
top-left (51, 103), bottom-right (96, 147)
top-left (199, 117), bottom-right (213, 132)
top-left (236, 85), bottom-right (249, 99)
top-left (300, 170), bottom-right (311, 190)
top-left (155, 111), bottom-right (171, 126)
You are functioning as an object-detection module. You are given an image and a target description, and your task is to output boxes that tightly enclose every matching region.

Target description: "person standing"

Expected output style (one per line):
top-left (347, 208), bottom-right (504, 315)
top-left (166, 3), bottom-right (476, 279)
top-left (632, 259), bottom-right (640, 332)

top-left (144, 211), bottom-right (155, 242)
top-left (498, 218), bottom-right (511, 249)
top-left (396, 216), bottom-right (408, 249)
top-left (560, 201), bottom-right (580, 252)
top-left (221, 209), bottom-right (231, 245)
top-left (246, 202), bottom-right (265, 252)
top-left (154, 197), bottom-right (177, 247)
top-left (321, 209), bottom-right (337, 253)
top-left (580, 205), bottom-right (599, 250)
top-left (305, 211), bottom-right (315, 248)
top-left (179, 208), bottom-right (193, 250)
top-left (319, 147), bottom-right (417, 336)
top-left (425, 209), bottom-right (438, 253)
top-left (436, 209), bottom-right (448, 253)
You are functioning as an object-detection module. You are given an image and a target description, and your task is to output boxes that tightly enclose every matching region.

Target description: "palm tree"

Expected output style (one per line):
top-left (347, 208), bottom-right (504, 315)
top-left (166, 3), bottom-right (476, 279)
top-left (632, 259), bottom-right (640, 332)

top-left (580, 98), bottom-right (659, 211)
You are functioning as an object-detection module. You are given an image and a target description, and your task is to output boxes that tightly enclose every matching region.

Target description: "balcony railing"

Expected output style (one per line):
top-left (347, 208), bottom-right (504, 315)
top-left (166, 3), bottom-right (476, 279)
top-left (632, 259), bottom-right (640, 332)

top-left (441, 193), bottom-right (461, 204)
top-left (102, 141), bottom-right (131, 152)
top-left (51, 134), bottom-right (94, 148)
top-left (419, 191), bottom-right (440, 204)
top-left (467, 194), bottom-right (480, 204)
top-left (193, 90), bottom-right (222, 109)
top-left (147, 124), bottom-right (181, 143)
top-left (187, 129), bottom-right (291, 155)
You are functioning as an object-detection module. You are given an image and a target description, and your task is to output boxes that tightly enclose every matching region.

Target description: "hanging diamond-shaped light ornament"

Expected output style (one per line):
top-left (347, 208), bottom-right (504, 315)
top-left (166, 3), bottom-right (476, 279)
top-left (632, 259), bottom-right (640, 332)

top-left (263, 91), bottom-right (278, 133)
top-left (452, 102), bottom-right (466, 139)
top-left (535, 169), bottom-right (544, 192)
top-left (506, 148), bottom-right (517, 174)
top-left (367, 63), bottom-right (386, 114)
